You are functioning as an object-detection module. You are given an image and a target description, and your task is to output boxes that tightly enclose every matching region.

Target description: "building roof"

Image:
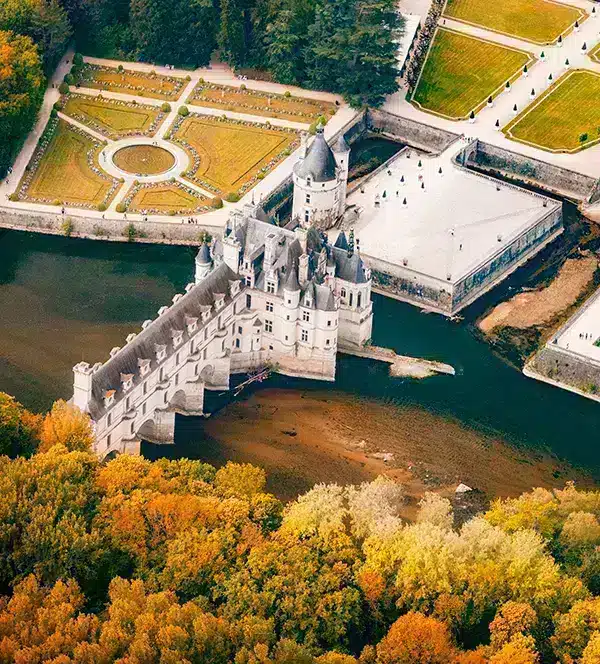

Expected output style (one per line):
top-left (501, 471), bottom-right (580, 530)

top-left (333, 134), bottom-right (350, 154)
top-left (196, 243), bottom-right (211, 265)
top-left (88, 262), bottom-right (240, 420)
top-left (294, 128), bottom-right (338, 183)
top-left (284, 265), bottom-right (300, 292)
top-left (334, 231), bottom-right (349, 251)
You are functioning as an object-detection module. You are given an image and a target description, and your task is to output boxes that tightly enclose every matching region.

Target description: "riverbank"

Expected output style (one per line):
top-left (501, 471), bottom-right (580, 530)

top-left (188, 388), bottom-right (595, 518)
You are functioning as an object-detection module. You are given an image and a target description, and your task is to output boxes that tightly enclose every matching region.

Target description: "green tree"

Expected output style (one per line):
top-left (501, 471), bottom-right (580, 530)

top-left (218, 0), bottom-right (247, 66)
top-left (0, 392), bottom-right (40, 457)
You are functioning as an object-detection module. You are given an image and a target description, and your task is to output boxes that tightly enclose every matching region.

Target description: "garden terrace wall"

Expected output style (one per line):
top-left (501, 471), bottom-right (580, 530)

top-left (367, 109), bottom-right (460, 154)
top-left (0, 207), bottom-right (218, 245)
top-left (456, 139), bottom-right (600, 203)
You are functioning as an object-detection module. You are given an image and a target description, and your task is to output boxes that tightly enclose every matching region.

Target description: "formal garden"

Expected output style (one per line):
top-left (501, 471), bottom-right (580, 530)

top-left (61, 94), bottom-right (168, 140)
top-left (168, 113), bottom-right (299, 197)
top-left (590, 42), bottom-right (600, 64)
top-left (503, 69), bottom-right (600, 152)
top-left (112, 145), bottom-right (176, 176)
top-left (74, 64), bottom-right (187, 101)
top-left (15, 119), bottom-right (120, 210)
top-left (123, 181), bottom-right (210, 214)
top-left (188, 80), bottom-right (336, 123)
top-left (443, 0), bottom-right (586, 44)
top-left (412, 28), bottom-right (534, 120)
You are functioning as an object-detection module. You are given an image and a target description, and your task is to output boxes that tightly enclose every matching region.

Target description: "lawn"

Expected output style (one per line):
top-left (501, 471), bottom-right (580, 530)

top-left (412, 28), bottom-right (533, 120)
top-left (171, 115), bottom-right (299, 195)
top-left (503, 69), bottom-right (600, 152)
top-left (590, 42), bottom-right (600, 64)
top-left (125, 183), bottom-right (209, 214)
top-left (113, 145), bottom-right (175, 176)
top-left (188, 81), bottom-right (336, 123)
top-left (62, 95), bottom-right (165, 139)
top-left (18, 120), bottom-right (118, 208)
top-left (77, 64), bottom-right (186, 101)
top-left (444, 0), bottom-right (586, 44)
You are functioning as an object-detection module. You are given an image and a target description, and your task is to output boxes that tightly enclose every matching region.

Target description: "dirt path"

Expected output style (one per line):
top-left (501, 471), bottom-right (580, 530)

top-left (201, 388), bottom-right (595, 518)
top-left (479, 256), bottom-right (598, 333)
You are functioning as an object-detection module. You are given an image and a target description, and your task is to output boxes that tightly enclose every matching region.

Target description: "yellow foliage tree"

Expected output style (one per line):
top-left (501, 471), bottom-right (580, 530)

top-left (489, 634), bottom-right (538, 664)
top-left (39, 400), bottom-right (94, 452)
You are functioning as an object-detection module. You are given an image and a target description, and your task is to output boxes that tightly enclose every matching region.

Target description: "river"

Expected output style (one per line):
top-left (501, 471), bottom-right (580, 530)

top-left (0, 226), bottom-right (598, 475)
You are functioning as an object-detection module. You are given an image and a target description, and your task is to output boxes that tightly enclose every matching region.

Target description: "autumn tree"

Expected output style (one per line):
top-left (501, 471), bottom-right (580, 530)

top-left (0, 392), bottom-right (40, 457)
top-left (376, 612), bottom-right (455, 664)
top-left (39, 399), bottom-right (94, 452)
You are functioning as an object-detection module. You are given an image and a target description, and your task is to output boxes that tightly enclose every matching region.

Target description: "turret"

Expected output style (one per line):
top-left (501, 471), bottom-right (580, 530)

top-left (222, 229), bottom-right (241, 272)
top-left (284, 265), bottom-right (301, 309)
top-left (195, 243), bottom-right (213, 283)
top-left (73, 361), bottom-right (101, 412)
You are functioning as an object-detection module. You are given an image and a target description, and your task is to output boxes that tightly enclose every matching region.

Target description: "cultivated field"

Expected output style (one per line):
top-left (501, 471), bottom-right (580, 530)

top-left (19, 120), bottom-right (117, 208)
top-left (444, 0), bottom-right (586, 44)
top-left (62, 95), bottom-right (164, 139)
top-left (172, 115), bottom-right (298, 195)
top-left (188, 81), bottom-right (336, 123)
top-left (503, 69), bottom-right (600, 152)
top-left (113, 145), bottom-right (175, 175)
top-left (77, 64), bottom-right (186, 100)
top-left (126, 183), bottom-right (208, 214)
top-left (412, 28), bottom-right (533, 120)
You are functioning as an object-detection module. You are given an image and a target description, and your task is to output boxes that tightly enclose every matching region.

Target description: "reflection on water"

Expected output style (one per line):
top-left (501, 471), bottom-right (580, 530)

top-left (0, 229), bottom-right (598, 474)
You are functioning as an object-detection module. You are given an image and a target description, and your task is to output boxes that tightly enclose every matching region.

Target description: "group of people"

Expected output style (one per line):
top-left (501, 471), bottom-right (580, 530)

top-left (182, 217), bottom-right (201, 224)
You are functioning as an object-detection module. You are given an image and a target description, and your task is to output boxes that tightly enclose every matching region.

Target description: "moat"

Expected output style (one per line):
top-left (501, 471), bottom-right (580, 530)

top-left (1, 227), bottom-right (599, 480)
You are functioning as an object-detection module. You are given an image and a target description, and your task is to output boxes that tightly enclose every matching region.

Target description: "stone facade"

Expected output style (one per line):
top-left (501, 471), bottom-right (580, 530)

top-left (72, 203), bottom-right (373, 458)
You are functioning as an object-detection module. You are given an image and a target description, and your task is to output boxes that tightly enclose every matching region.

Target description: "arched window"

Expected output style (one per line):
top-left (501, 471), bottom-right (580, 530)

top-left (357, 292), bottom-right (362, 308)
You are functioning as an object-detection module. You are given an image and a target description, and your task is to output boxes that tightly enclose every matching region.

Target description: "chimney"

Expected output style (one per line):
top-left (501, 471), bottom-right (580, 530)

top-left (299, 252), bottom-right (310, 285)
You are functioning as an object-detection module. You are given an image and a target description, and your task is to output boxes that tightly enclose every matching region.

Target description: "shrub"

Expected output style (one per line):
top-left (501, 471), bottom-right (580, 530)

top-left (52, 199), bottom-right (62, 206)
top-left (240, 83), bottom-right (246, 90)
top-left (53, 101), bottom-right (63, 111)
top-left (210, 196), bottom-right (223, 209)
top-left (185, 75), bottom-right (191, 81)
top-left (256, 172), bottom-right (266, 180)
top-left (284, 90), bottom-right (291, 98)
top-left (116, 203), bottom-right (127, 213)
top-left (58, 82), bottom-right (69, 94)
top-left (580, 133), bottom-right (589, 143)
top-left (73, 53), bottom-right (83, 66)
top-left (161, 102), bottom-right (171, 112)
top-left (50, 109), bottom-right (58, 119)
top-left (117, 64), bottom-right (124, 73)
top-left (8, 193), bottom-right (18, 202)
top-left (225, 192), bottom-right (240, 203)
top-left (178, 105), bottom-right (189, 117)
top-left (97, 203), bottom-right (107, 212)
top-left (124, 222), bottom-right (137, 242)
top-left (309, 121), bottom-right (318, 135)
top-left (61, 218), bottom-right (74, 237)
top-left (93, 224), bottom-right (106, 236)
top-left (64, 73), bottom-right (74, 86)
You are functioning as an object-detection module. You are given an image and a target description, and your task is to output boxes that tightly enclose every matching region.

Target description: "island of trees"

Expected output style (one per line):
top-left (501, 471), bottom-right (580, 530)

top-left (1, 390), bottom-right (600, 663)
top-left (0, 0), bottom-right (402, 178)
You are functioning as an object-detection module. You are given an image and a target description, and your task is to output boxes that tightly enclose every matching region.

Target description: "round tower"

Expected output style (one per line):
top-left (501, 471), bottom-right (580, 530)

top-left (292, 126), bottom-right (347, 229)
top-left (195, 243), bottom-right (213, 283)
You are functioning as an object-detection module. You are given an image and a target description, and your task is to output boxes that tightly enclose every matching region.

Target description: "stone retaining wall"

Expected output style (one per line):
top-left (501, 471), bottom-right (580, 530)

top-left (0, 207), bottom-right (213, 245)
top-left (367, 109), bottom-right (460, 154)
top-left (526, 346), bottom-right (600, 400)
top-left (457, 139), bottom-right (600, 203)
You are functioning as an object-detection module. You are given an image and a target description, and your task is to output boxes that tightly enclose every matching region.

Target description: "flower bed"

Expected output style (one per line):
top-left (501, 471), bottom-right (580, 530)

top-left (122, 180), bottom-right (211, 215)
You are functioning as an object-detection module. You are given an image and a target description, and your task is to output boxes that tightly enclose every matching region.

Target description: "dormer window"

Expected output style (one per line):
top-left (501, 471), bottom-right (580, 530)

top-left (104, 390), bottom-right (115, 408)
top-left (172, 329), bottom-right (184, 347)
top-left (214, 294), bottom-right (225, 311)
top-left (121, 373), bottom-right (134, 392)
top-left (185, 316), bottom-right (198, 334)
top-left (229, 280), bottom-right (241, 296)
top-left (155, 344), bottom-right (167, 361)
top-left (138, 358), bottom-right (151, 376)
top-left (200, 305), bottom-right (212, 323)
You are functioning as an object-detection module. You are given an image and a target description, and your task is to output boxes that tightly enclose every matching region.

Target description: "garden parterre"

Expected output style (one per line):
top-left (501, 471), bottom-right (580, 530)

top-left (76, 64), bottom-right (186, 101)
top-left (443, 0), bottom-right (586, 45)
top-left (124, 181), bottom-right (210, 214)
top-left (412, 28), bottom-right (534, 120)
top-left (169, 113), bottom-right (299, 196)
top-left (61, 94), bottom-right (167, 139)
top-left (590, 42), bottom-right (600, 64)
top-left (503, 69), bottom-right (600, 152)
top-left (17, 119), bottom-right (120, 209)
top-left (112, 145), bottom-right (176, 176)
top-left (188, 80), bottom-right (336, 123)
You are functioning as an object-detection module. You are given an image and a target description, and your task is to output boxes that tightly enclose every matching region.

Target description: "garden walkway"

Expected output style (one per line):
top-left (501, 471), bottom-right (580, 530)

top-left (386, 0), bottom-right (600, 182)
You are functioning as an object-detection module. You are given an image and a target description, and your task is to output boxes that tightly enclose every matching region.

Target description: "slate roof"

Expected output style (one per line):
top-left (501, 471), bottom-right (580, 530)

top-left (196, 243), bottom-right (211, 265)
top-left (88, 262), bottom-right (240, 420)
top-left (294, 129), bottom-right (338, 183)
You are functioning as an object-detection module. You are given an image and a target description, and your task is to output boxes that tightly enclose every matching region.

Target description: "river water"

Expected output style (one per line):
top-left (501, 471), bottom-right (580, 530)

top-left (0, 227), bottom-right (598, 474)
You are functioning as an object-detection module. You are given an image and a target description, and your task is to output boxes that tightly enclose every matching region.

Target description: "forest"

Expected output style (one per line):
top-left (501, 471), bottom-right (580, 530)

top-left (0, 0), bottom-right (402, 177)
top-left (1, 390), bottom-right (600, 663)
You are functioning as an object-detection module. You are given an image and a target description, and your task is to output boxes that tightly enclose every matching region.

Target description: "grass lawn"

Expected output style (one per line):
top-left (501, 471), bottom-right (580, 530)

top-left (77, 64), bottom-right (185, 100)
top-left (172, 115), bottom-right (298, 195)
top-left (126, 183), bottom-right (208, 214)
top-left (19, 120), bottom-right (117, 208)
top-left (444, 0), bottom-right (586, 44)
top-left (188, 81), bottom-right (336, 123)
top-left (590, 42), bottom-right (600, 64)
top-left (62, 95), bottom-right (164, 139)
top-left (503, 69), bottom-right (600, 152)
top-left (412, 28), bottom-right (533, 120)
top-left (113, 145), bottom-right (175, 176)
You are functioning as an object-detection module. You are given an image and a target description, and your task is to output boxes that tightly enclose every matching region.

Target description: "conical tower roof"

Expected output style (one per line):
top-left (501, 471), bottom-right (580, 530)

top-left (294, 127), bottom-right (337, 182)
top-left (333, 134), bottom-right (349, 153)
top-left (284, 266), bottom-right (300, 292)
top-left (196, 243), bottom-right (211, 265)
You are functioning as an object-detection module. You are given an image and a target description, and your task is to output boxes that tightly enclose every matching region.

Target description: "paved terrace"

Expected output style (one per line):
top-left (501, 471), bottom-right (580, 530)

top-left (340, 141), bottom-right (558, 284)
top-left (0, 56), bottom-right (358, 231)
top-left (553, 287), bottom-right (600, 364)
top-left (387, 0), bottom-right (600, 185)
